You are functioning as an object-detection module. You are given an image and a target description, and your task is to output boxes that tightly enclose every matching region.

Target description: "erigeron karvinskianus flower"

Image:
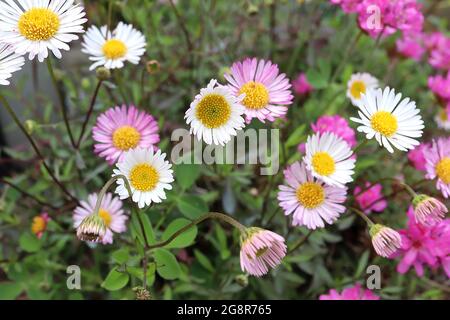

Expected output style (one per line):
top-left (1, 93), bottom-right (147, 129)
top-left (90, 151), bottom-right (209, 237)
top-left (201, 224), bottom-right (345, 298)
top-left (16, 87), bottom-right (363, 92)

top-left (82, 22), bottom-right (146, 70)
top-left (425, 137), bottom-right (450, 198)
top-left (239, 227), bottom-right (287, 277)
top-left (0, 44), bottom-right (25, 86)
top-left (412, 194), bottom-right (447, 227)
top-left (369, 224), bottom-right (402, 258)
top-left (31, 212), bottom-right (50, 239)
top-left (92, 104), bottom-right (160, 165)
top-left (346, 73), bottom-right (379, 107)
top-left (0, 0), bottom-right (87, 62)
top-left (319, 283), bottom-right (380, 300)
top-left (303, 132), bottom-right (355, 188)
top-left (350, 87), bottom-right (424, 153)
top-left (74, 193), bottom-right (127, 244)
top-left (185, 79), bottom-right (245, 146)
top-left (435, 108), bottom-right (450, 131)
top-left (224, 57), bottom-right (293, 123)
top-left (278, 161), bottom-right (347, 230)
top-left (113, 147), bottom-right (174, 209)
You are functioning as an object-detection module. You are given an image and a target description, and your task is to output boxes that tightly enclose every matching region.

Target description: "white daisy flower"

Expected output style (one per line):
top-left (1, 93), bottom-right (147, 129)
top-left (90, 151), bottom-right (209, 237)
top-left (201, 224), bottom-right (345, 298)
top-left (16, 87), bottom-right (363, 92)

top-left (435, 109), bottom-right (450, 131)
top-left (0, 0), bottom-right (87, 62)
top-left (304, 132), bottom-right (355, 188)
top-left (346, 72), bottom-right (379, 106)
top-left (350, 87), bottom-right (424, 153)
top-left (113, 147), bottom-right (174, 209)
top-left (185, 79), bottom-right (246, 146)
top-left (81, 22), bottom-right (146, 71)
top-left (0, 44), bottom-right (25, 85)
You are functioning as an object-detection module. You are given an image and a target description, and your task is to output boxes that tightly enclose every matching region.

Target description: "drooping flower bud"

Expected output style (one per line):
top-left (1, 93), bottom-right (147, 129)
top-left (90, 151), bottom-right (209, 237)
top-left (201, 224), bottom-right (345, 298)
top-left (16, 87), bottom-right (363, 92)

top-left (412, 194), bottom-right (447, 226)
top-left (76, 214), bottom-right (106, 242)
top-left (96, 67), bottom-right (111, 81)
top-left (369, 224), bottom-right (402, 258)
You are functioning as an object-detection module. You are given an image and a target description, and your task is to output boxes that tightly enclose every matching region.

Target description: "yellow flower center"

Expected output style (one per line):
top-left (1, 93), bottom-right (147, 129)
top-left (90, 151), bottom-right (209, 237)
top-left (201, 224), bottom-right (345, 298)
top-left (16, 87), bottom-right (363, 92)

top-left (102, 39), bottom-right (127, 60)
top-left (98, 208), bottom-right (112, 227)
top-left (311, 152), bottom-right (335, 176)
top-left (436, 158), bottom-right (450, 184)
top-left (370, 111), bottom-right (398, 137)
top-left (195, 94), bottom-right (231, 128)
top-left (31, 216), bottom-right (46, 235)
top-left (255, 247), bottom-right (268, 257)
top-left (129, 164), bottom-right (160, 191)
top-left (112, 126), bottom-right (141, 151)
top-left (18, 8), bottom-right (60, 41)
top-left (439, 109), bottom-right (448, 121)
top-left (296, 182), bottom-right (325, 209)
top-left (350, 80), bottom-right (366, 99)
top-left (239, 81), bottom-right (270, 110)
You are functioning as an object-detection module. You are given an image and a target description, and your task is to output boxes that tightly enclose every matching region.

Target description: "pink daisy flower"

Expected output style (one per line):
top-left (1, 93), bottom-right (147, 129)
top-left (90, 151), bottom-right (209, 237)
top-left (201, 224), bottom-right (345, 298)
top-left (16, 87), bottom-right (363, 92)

top-left (240, 227), bottom-right (286, 277)
top-left (354, 182), bottom-right (387, 214)
top-left (425, 137), bottom-right (450, 198)
top-left (428, 72), bottom-right (450, 102)
top-left (292, 72), bottom-right (313, 96)
top-left (224, 57), bottom-right (293, 123)
top-left (370, 224), bottom-right (402, 258)
top-left (277, 161), bottom-right (347, 230)
top-left (319, 283), bottom-right (380, 300)
top-left (92, 105), bottom-right (160, 165)
top-left (330, 0), bottom-right (363, 13)
top-left (396, 32), bottom-right (425, 61)
top-left (311, 115), bottom-right (357, 147)
top-left (407, 142), bottom-right (429, 171)
top-left (73, 193), bottom-right (128, 244)
top-left (428, 35), bottom-right (450, 71)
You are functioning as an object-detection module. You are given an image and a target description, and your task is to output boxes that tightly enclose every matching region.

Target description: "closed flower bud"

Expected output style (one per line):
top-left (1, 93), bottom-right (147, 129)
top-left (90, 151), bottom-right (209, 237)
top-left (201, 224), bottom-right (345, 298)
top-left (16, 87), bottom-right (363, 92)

top-left (76, 214), bottom-right (106, 242)
top-left (235, 274), bottom-right (249, 287)
top-left (412, 194), bottom-right (447, 226)
top-left (96, 67), bottom-right (111, 81)
top-left (24, 120), bottom-right (37, 135)
top-left (133, 286), bottom-right (151, 300)
top-left (369, 224), bottom-right (402, 258)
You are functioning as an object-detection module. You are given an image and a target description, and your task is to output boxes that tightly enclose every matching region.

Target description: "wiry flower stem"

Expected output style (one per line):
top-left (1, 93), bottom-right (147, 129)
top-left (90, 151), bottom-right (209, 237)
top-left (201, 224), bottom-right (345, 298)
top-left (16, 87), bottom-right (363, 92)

top-left (349, 206), bottom-right (374, 227)
top-left (92, 174), bottom-right (133, 217)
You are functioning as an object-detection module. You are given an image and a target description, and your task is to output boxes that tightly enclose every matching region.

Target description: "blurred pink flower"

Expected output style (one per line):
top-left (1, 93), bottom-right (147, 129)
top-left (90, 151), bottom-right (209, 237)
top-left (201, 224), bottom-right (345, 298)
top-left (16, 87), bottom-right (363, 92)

top-left (425, 137), bottom-right (450, 198)
top-left (428, 36), bottom-right (450, 70)
top-left (396, 207), bottom-right (450, 278)
top-left (354, 182), bottom-right (387, 214)
top-left (386, 0), bottom-right (423, 34)
top-left (396, 32), bottom-right (425, 61)
top-left (319, 283), bottom-right (380, 300)
top-left (330, 0), bottom-right (362, 13)
top-left (407, 143), bottom-right (429, 171)
top-left (311, 115), bottom-right (357, 147)
top-left (428, 73), bottom-right (450, 102)
top-left (425, 32), bottom-right (447, 51)
top-left (292, 73), bottom-right (313, 96)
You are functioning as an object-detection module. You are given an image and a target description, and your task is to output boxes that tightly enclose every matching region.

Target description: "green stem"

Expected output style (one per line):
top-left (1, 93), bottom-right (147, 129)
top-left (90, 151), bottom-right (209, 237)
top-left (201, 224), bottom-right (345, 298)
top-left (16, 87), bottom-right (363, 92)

top-left (353, 139), bottom-right (368, 154)
top-left (330, 30), bottom-right (363, 83)
top-left (147, 212), bottom-right (246, 251)
top-left (46, 58), bottom-right (76, 148)
top-left (134, 207), bottom-right (149, 289)
top-left (168, 0), bottom-right (194, 52)
top-left (0, 178), bottom-right (58, 209)
top-left (0, 93), bottom-right (77, 203)
top-left (349, 207), bottom-right (374, 227)
top-left (288, 230), bottom-right (314, 254)
top-left (92, 174), bottom-right (132, 217)
top-left (107, 0), bottom-right (114, 31)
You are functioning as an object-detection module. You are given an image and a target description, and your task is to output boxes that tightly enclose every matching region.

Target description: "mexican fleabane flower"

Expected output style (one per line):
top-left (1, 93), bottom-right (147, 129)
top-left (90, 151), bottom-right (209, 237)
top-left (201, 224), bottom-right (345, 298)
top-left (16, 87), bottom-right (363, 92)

top-left (311, 115), bottom-right (357, 147)
top-left (346, 73), bottom-right (379, 107)
top-left (185, 79), bottom-right (245, 146)
top-left (82, 22), bottom-right (146, 70)
top-left (74, 193), bottom-right (128, 244)
top-left (92, 104), bottom-right (160, 165)
top-left (435, 108), bottom-right (450, 131)
top-left (407, 142), bottom-right (429, 171)
top-left (428, 73), bottom-right (450, 103)
top-left (350, 87), bottom-right (424, 153)
top-left (0, 0), bottom-right (87, 62)
top-left (353, 182), bottom-right (387, 214)
top-left (31, 212), bottom-right (50, 239)
top-left (396, 32), bottom-right (425, 62)
top-left (239, 227), bottom-right (286, 277)
top-left (412, 194), bottom-right (447, 227)
top-left (425, 137), bottom-right (450, 198)
top-left (0, 44), bottom-right (25, 85)
top-left (369, 224), bottom-right (402, 258)
top-left (428, 32), bottom-right (450, 71)
top-left (319, 283), bottom-right (380, 300)
top-left (304, 132), bottom-right (355, 188)
top-left (278, 161), bottom-right (347, 230)
top-left (113, 147), bottom-right (174, 209)
top-left (224, 57), bottom-right (293, 123)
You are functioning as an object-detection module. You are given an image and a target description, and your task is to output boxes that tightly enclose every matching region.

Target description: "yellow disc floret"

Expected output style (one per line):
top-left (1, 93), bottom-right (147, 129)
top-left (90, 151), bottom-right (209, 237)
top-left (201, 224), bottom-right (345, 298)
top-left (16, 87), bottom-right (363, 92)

top-left (113, 126), bottom-right (141, 151)
top-left (18, 8), bottom-right (60, 41)
top-left (102, 39), bottom-right (127, 60)
top-left (311, 152), bottom-right (336, 176)
top-left (436, 157), bottom-right (450, 184)
top-left (98, 208), bottom-right (112, 227)
top-left (31, 216), bottom-right (46, 235)
top-left (239, 81), bottom-right (270, 110)
top-left (130, 164), bottom-right (160, 191)
top-left (296, 182), bottom-right (325, 209)
top-left (370, 111), bottom-right (398, 137)
top-left (196, 94), bottom-right (231, 128)
top-left (350, 80), bottom-right (366, 99)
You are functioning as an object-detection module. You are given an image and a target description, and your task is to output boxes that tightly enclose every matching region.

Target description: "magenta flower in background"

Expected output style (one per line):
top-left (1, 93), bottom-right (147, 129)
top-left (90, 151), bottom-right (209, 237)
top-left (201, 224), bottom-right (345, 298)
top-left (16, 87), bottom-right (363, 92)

top-left (357, 0), bottom-right (396, 38)
top-left (330, 0), bottom-right (362, 14)
top-left (396, 207), bottom-right (450, 278)
top-left (354, 182), bottom-right (387, 214)
top-left (407, 143), bottom-right (429, 172)
top-left (396, 32), bottom-right (425, 61)
top-left (240, 227), bottom-right (287, 277)
top-left (425, 137), bottom-right (450, 198)
top-left (311, 115), bottom-right (357, 147)
top-left (92, 104), bottom-right (160, 165)
top-left (386, 0), bottom-right (424, 34)
top-left (319, 283), bottom-right (380, 300)
top-left (292, 73), bottom-right (313, 96)
top-left (425, 32), bottom-right (447, 51)
top-left (428, 73), bottom-right (450, 102)
top-left (224, 57), bottom-right (293, 123)
top-left (428, 36), bottom-right (450, 71)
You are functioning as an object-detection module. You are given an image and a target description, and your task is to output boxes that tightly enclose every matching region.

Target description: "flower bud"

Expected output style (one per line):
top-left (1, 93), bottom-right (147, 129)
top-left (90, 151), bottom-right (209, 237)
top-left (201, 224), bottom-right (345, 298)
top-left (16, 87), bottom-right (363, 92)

top-left (76, 214), bottom-right (106, 242)
top-left (412, 194), bottom-right (447, 226)
top-left (369, 224), bottom-right (402, 258)
top-left (24, 120), bottom-right (37, 135)
top-left (96, 67), bottom-right (111, 81)
top-left (146, 60), bottom-right (160, 75)
top-left (234, 274), bottom-right (249, 287)
top-left (133, 286), bottom-right (151, 300)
